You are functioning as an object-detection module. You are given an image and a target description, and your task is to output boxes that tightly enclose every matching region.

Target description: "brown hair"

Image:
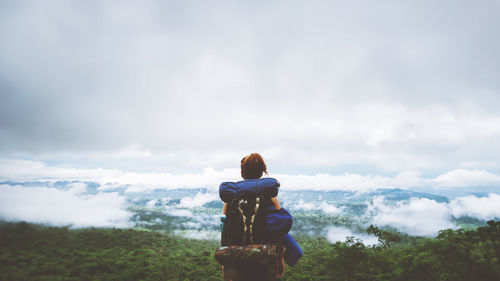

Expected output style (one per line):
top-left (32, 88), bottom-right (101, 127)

top-left (240, 153), bottom-right (268, 179)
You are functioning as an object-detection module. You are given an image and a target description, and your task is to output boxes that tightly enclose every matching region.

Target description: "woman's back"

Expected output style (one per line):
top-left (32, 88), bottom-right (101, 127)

top-left (217, 153), bottom-right (285, 280)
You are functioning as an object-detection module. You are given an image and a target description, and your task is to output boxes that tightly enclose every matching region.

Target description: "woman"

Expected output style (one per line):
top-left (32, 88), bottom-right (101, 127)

top-left (221, 153), bottom-right (285, 280)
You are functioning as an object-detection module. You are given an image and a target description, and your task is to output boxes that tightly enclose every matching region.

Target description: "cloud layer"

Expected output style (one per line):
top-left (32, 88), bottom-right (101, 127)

top-left (368, 194), bottom-right (500, 236)
top-left (1, 1), bottom-right (500, 174)
top-left (0, 184), bottom-right (131, 228)
top-left (290, 199), bottom-right (344, 215)
top-left (2, 159), bottom-right (500, 194)
top-left (327, 226), bottom-right (379, 246)
top-left (370, 197), bottom-right (456, 236)
top-left (1, 177), bottom-right (498, 237)
top-left (449, 194), bottom-right (500, 220)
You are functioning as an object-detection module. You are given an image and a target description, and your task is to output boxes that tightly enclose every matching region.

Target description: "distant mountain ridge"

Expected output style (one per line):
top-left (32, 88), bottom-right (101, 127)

top-left (278, 188), bottom-right (448, 205)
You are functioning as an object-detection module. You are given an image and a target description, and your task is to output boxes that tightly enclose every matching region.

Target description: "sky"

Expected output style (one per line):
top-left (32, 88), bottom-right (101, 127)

top-left (1, 0), bottom-right (500, 183)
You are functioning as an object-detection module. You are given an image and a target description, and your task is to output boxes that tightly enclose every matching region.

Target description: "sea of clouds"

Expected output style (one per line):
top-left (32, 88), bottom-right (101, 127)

top-left (365, 194), bottom-right (500, 236)
top-left (1, 159), bottom-right (500, 239)
top-left (0, 183), bottom-right (132, 228)
top-left (2, 159), bottom-right (500, 193)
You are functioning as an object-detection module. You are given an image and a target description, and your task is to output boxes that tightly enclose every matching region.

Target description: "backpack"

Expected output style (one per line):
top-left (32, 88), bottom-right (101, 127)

top-left (216, 178), bottom-right (292, 279)
top-left (215, 243), bottom-right (285, 281)
top-left (219, 178), bottom-right (280, 246)
top-left (221, 196), bottom-right (274, 246)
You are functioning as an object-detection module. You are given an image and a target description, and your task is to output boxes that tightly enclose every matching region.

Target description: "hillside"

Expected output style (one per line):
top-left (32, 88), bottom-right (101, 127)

top-left (1, 221), bottom-right (499, 281)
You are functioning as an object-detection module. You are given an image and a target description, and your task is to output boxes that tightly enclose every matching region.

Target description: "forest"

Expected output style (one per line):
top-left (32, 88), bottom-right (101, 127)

top-left (0, 221), bottom-right (499, 281)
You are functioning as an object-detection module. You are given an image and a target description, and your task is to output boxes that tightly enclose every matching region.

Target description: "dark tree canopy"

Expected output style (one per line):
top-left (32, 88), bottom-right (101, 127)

top-left (0, 221), bottom-right (499, 281)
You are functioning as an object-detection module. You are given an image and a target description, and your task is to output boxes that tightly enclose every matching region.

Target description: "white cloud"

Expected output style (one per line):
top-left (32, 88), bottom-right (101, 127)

top-left (326, 226), bottom-right (379, 246)
top-left (291, 199), bottom-right (344, 215)
top-left (433, 169), bottom-right (500, 188)
top-left (0, 159), bottom-right (123, 182)
top-left (112, 143), bottom-right (152, 158)
top-left (0, 159), bottom-right (240, 192)
top-left (1, 159), bottom-right (500, 193)
top-left (1, 1), bottom-right (500, 175)
top-left (146, 199), bottom-right (157, 208)
top-left (0, 184), bottom-right (132, 228)
top-left (276, 173), bottom-right (394, 192)
top-left (166, 209), bottom-right (193, 217)
top-left (67, 182), bottom-right (88, 195)
top-left (449, 193), bottom-right (500, 220)
top-left (366, 194), bottom-right (500, 236)
top-left (178, 192), bottom-right (218, 208)
top-left (369, 197), bottom-right (457, 236)
top-left (182, 221), bottom-right (201, 229)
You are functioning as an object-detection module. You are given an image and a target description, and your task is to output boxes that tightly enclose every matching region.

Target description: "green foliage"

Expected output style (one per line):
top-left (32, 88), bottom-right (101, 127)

top-left (0, 221), bottom-right (499, 281)
top-left (367, 225), bottom-right (402, 249)
top-left (283, 221), bottom-right (500, 281)
top-left (0, 222), bottom-right (221, 281)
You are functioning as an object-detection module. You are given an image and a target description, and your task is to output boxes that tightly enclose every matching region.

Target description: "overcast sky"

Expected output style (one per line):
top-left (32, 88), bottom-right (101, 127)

top-left (1, 0), bottom-right (500, 177)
